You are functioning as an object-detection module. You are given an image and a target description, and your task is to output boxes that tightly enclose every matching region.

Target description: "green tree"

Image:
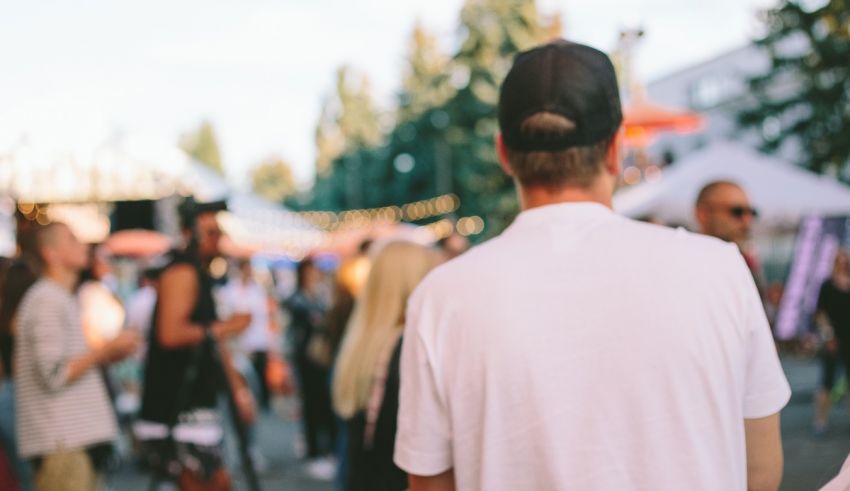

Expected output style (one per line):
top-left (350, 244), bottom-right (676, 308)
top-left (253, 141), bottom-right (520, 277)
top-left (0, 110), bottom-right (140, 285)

top-left (251, 156), bottom-right (297, 203)
top-left (314, 67), bottom-right (383, 179)
top-left (180, 120), bottom-right (224, 175)
top-left (307, 0), bottom-right (562, 234)
top-left (398, 21), bottom-right (454, 122)
top-left (739, 0), bottom-right (850, 179)
top-left (312, 67), bottom-right (385, 210)
top-left (440, 0), bottom-right (560, 236)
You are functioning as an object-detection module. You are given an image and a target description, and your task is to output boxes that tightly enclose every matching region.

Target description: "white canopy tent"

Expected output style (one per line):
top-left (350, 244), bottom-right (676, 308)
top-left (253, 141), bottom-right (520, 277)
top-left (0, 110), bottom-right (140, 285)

top-left (614, 141), bottom-right (850, 228)
top-left (0, 134), bottom-right (189, 203)
top-left (0, 134), bottom-right (322, 256)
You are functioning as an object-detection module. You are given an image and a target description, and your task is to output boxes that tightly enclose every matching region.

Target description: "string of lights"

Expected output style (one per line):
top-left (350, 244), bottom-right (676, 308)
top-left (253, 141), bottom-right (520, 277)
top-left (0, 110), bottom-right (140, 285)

top-left (296, 193), bottom-right (461, 231)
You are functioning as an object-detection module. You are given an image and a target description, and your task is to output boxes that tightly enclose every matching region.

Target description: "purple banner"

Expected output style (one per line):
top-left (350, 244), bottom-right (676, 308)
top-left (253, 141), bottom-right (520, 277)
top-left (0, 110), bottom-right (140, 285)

top-left (776, 216), bottom-right (850, 340)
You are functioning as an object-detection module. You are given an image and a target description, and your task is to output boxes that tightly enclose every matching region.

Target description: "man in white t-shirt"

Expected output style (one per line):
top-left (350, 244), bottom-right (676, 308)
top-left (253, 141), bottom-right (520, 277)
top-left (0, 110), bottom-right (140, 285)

top-left (220, 259), bottom-right (273, 409)
top-left (394, 40), bottom-right (791, 491)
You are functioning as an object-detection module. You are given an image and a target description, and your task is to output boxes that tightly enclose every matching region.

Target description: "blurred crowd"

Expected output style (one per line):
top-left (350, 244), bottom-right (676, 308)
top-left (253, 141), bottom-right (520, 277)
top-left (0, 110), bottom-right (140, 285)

top-left (1, 38), bottom-right (850, 491)
top-left (0, 193), bottom-right (473, 491)
top-left (0, 175), bottom-right (845, 491)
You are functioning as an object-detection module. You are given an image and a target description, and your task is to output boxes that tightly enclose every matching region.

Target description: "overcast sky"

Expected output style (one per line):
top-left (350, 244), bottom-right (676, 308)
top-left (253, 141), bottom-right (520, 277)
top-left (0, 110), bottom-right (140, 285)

top-left (0, 0), bottom-right (777, 187)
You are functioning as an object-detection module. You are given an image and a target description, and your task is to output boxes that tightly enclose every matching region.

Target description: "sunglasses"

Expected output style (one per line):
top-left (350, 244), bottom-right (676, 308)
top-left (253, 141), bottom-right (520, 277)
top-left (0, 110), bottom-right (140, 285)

top-left (725, 206), bottom-right (759, 219)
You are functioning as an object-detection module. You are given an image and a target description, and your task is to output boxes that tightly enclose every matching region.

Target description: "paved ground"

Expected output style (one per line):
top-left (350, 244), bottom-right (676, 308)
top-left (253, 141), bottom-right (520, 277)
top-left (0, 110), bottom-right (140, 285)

top-left (781, 356), bottom-right (849, 491)
top-left (108, 356), bottom-right (848, 490)
top-left (105, 399), bottom-right (334, 491)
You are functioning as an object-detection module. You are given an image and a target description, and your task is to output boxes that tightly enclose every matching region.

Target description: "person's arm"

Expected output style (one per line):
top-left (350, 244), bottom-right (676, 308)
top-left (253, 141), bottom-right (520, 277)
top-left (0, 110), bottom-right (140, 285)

top-left (29, 296), bottom-right (138, 391)
top-left (394, 289), bottom-right (454, 484)
top-left (409, 470), bottom-right (456, 491)
top-left (156, 265), bottom-right (249, 349)
top-left (745, 413), bottom-right (783, 491)
top-left (64, 331), bottom-right (138, 384)
top-left (732, 249), bottom-right (790, 491)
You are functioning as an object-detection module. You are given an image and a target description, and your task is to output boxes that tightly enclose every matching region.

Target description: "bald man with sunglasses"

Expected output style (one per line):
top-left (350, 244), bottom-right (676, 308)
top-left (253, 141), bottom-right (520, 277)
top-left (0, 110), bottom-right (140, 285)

top-left (695, 181), bottom-right (760, 250)
top-left (696, 181), bottom-right (766, 299)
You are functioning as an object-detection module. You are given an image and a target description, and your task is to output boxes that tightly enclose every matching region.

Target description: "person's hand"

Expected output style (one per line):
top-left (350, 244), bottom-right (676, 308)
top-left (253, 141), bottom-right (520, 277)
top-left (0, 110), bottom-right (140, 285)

top-left (234, 386), bottom-right (257, 424)
top-left (214, 313), bottom-right (252, 339)
top-left (99, 330), bottom-right (141, 364)
top-left (230, 313), bottom-right (252, 334)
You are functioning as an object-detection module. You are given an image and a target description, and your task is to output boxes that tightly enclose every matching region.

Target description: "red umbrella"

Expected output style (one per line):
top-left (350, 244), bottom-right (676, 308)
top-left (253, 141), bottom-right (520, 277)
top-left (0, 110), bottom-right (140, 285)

top-left (622, 96), bottom-right (703, 148)
top-left (105, 229), bottom-right (172, 258)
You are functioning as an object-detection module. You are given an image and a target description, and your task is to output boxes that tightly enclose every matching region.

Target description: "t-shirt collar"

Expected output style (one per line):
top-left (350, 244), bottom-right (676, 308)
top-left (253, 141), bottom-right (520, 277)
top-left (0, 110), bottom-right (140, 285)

top-left (510, 201), bottom-right (614, 229)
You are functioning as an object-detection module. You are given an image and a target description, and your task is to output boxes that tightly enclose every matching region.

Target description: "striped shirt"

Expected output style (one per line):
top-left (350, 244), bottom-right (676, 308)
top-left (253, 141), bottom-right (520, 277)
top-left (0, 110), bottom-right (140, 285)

top-left (14, 279), bottom-right (117, 458)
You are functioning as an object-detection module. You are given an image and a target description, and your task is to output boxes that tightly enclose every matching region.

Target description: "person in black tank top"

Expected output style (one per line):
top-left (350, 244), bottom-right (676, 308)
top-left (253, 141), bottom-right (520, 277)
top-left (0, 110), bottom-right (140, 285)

top-left (140, 251), bottom-right (220, 422)
top-left (137, 203), bottom-right (252, 491)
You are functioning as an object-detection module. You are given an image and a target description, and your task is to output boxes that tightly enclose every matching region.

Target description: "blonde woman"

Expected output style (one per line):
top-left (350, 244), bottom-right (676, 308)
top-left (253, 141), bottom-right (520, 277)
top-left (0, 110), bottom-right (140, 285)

top-left (333, 241), bottom-right (439, 491)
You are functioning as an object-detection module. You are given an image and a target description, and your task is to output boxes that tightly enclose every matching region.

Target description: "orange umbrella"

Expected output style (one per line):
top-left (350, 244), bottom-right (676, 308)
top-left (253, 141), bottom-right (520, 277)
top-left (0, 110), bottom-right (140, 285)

top-left (105, 229), bottom-right (172, 257)
top-left (622, 97), bottom-right (703, 148)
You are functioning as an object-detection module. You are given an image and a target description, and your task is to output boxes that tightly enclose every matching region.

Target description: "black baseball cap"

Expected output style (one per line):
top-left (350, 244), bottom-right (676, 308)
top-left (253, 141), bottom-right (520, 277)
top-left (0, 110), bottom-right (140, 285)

top-left (499, 40), bottom-right (622, 152)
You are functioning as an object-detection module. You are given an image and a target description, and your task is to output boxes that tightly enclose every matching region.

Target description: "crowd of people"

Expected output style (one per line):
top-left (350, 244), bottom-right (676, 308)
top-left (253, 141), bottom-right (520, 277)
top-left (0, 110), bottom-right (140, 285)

top-left (0, 39), bottom-right (847, 491)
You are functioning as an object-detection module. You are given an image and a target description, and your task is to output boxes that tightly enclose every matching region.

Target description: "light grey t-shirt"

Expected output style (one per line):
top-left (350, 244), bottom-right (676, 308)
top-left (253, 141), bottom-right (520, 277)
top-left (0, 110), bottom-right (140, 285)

top-left (15, 279), bottom-right (117, 457)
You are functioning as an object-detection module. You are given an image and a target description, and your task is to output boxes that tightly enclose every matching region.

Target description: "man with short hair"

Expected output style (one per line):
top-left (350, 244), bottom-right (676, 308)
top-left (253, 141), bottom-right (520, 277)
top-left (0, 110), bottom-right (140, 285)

top-left (695, 180), bottom-right (759, 251)
top-left (15, 222), bottom-right (139, 491)
top-left (395, 40), bottom-right (790, 491)
top-left (138, 201), bottom-right (253, 491)
top-left (696, 181), bottom-right (766, 294)
top-left (220, 259), bottom-right (273, 411)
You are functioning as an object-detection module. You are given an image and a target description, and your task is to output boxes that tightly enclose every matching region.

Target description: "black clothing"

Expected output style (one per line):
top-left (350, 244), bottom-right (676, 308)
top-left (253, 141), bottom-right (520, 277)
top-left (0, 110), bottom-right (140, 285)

top-left (140, 251), bottom-right (219, 424)
top-left (285, 291), bottom-right (336, 458)
top-left (818, 280), bottom-right (850, 347)
top-left (820, 348), bottom-right (842, 390)
top-left (249, 351), bottom-right (270, 410)
top-left (817, 280), bottom-right (850, 388)
top-left (347, 339), bottom-right (406, 491)
top-left (0, 260), bottom-right (38, 378)
top-left (0, 332), bottom-right (11, 377)
top-left (297, 358), bottom-right (336, 458)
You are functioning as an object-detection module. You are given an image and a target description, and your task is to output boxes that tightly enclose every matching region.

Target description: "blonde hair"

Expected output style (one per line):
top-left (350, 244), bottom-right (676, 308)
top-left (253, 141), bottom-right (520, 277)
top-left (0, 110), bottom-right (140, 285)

top-left (332, 241), bottom-right (439, 418)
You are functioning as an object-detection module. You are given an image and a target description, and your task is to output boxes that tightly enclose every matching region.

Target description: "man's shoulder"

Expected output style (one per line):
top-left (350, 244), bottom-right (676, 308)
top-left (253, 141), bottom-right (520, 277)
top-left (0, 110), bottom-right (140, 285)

top-left (426, 236), bottom-right (506, 282)
top-left (621, 218), bottom-right (740, 261)
top-left (410, 236), bottom-right (511, 309)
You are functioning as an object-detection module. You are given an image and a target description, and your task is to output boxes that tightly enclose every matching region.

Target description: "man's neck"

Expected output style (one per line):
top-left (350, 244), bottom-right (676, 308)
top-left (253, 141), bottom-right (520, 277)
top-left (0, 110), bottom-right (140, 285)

top-left (518, 180), bottom-right (613, 211)
top-left (43, 266), bottom-right (78, 292)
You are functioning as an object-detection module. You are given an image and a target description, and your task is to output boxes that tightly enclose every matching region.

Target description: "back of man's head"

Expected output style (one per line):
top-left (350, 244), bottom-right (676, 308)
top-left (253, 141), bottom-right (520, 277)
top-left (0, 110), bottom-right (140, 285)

top-left (498, 40), bottom-right (622, 190)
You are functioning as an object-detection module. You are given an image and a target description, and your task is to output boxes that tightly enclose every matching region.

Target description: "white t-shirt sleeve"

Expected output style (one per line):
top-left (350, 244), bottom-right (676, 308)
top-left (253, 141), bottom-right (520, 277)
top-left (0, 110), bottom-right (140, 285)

top-left (735, 252), bottom-right (791, 419)
top-left (394, 289), bottom-right (453, 476)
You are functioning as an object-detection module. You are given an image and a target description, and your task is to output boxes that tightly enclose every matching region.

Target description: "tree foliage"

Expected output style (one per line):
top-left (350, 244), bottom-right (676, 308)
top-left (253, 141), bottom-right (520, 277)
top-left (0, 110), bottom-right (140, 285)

top-left (314, 67), bottom-right (383, 179)
top-left (180, 120), bottom-right (224, 175)
top-left (251, 156), bottom-right (296, 203)
top-left (739, 0), bottom-right (850, 179)
top-left (308, 0), bottom-right (562, 238)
